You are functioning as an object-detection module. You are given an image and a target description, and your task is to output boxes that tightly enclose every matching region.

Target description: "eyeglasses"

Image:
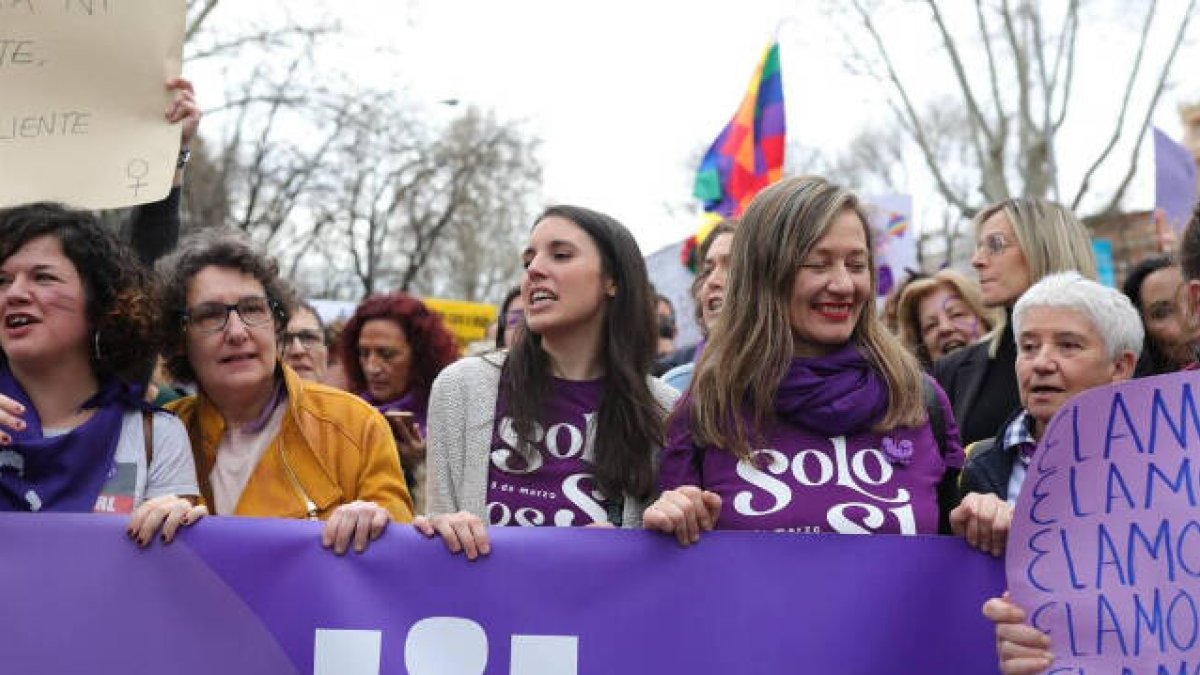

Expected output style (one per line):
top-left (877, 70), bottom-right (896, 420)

top-left (504, 309), bottom-right (524, 328)
top-left (975, 232), bottom-right (1013, 258)
top-left (183, 297), bottom-right (275, 334)
top-left (282, 329), bottom-right (325, 350)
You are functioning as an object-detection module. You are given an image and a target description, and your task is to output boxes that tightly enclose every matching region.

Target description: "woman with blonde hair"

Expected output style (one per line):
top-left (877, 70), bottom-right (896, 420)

top-left (644, 176), bottom-right (969, 541)
top-left (934, 198), bottom-right (1096, 446)
top-left (897, 269), bottom-right (999, 369)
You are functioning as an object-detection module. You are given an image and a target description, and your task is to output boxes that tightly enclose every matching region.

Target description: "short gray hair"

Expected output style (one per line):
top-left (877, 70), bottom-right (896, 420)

top-left (1012, 272), bottom-right (1144, 360)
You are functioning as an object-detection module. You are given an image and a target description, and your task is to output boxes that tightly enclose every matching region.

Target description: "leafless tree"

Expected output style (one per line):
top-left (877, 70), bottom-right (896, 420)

top-left (306, 101), bottom-right (541, 300)
top-left (844, 0), bottom-right (1196, 218)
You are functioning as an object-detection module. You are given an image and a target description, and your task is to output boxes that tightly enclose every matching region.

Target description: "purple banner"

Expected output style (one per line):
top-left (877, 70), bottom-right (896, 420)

top-left (0, 514), bottom-right (1003, 674)
top-left (1155, 127), bottom-right (1198, 232)
top-left (1010, 371), bottom-right (1200, 674)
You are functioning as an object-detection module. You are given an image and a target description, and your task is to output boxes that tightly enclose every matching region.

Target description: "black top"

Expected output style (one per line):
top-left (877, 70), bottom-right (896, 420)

top-left (933, 314), bottom-right (1022, 446)
top-left (957, 409), bottom-right (1024, 501)
top-left (128, 186), bottom-right (182, 268)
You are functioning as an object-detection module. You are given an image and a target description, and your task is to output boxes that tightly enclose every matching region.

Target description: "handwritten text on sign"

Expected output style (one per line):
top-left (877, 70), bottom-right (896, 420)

top-left (1009, 371), bottom-right (1200, 675)
top-left (0, 0), bottom-right (184, 208)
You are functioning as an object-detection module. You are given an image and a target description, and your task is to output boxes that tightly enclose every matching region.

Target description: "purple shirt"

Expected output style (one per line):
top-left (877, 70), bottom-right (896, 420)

top-left (659, 385), bottom-right (964, 535)
top-left (486, 378), bottom-right (610, 527)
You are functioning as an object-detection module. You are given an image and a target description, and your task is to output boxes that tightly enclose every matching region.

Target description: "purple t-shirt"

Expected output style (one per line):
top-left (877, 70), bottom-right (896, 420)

top-left (486, 377), bottom-right (611, 527)
top-left (659, 384), bottom-right (964, 535)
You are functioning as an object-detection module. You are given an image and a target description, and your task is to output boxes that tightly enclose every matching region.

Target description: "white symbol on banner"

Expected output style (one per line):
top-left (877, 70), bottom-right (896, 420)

top-left (314, 619), bottom-right (581, 674)
top-left (0, 450), bottom-right (25, 476)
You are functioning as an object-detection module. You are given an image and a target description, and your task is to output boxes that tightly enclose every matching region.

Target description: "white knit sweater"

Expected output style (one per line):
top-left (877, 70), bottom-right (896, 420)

top-left (424, 352), bottom-right (679, 528)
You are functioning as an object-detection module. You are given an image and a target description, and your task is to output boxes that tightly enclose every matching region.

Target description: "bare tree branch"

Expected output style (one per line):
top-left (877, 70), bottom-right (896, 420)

top-left (185, 0), bottom-right (220, 43)
top-left (925, 0), bottom-right (995, 155)
top-left (851, 0), bottom-right (979, 214)
top-left (1095, 0), bottom-right (1197, 216)
top-left (1070, 0), bottom-right (1159, 210)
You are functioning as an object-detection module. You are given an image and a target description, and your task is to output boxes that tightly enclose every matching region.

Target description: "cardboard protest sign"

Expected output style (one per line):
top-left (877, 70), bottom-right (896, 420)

top-left (864, 193), bottom-right (915, 300)
top-left (0, 0), bottom-right (185, 208)
top-left (1009, 370), bottom-right (1200, 674)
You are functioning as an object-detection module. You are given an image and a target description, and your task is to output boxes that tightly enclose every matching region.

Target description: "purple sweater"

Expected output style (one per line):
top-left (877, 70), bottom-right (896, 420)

top-left (659, 384), bottom-right (963, 535)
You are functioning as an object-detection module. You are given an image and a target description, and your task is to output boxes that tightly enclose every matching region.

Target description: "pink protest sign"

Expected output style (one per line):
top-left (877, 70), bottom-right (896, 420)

top-left (1009, 371), bottom-right (1200, 674)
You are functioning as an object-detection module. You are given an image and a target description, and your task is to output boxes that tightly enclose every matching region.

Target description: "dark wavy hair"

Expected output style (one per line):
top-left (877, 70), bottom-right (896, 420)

top-left (0, 203), bottom-right (160, 384)
top-left (291, 299), bottom-right (329, 344)
top-left (495, 286), bottom-right (522, 349)
top-left (156, 230), bottom-right (295, 383)
top-left (340, 292), bottom-right (459, 405)
top-left (1180, 201), bottom-right (1200, 282)
top-left (505, 205), bottom-right (663, 501)
top-left (1123, 254), bottom-right (1182, 376)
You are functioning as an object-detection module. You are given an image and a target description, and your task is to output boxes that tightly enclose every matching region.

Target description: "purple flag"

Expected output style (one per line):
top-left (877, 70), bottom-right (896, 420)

top-left (1154, 127), bottom-right (1198, 231)
top-left (0, 514), bottom-right (1004, 674)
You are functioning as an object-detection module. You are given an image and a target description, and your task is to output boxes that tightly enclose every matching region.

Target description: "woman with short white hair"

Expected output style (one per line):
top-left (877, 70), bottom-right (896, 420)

top-left (975, 271), bottom-right (1146, 675)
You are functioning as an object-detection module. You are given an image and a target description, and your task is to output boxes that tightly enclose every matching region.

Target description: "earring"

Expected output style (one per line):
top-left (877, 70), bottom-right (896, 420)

top-left (92, 331), bottom-right (103, 362)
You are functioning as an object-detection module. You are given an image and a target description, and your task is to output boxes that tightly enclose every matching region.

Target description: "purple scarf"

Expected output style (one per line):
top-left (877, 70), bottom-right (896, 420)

top-left (361, 390), bottom-right (427, 433)
top-left (0, 368), bottom-right (146, 512)
top-left (775, 344), bottom-right (889, 436)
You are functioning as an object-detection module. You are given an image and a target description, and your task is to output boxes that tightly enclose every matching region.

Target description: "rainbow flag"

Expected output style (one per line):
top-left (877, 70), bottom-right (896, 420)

top-left (886, 212), bottom-right (908, 238)
top-left (693, 41), bottom-right (786, 217)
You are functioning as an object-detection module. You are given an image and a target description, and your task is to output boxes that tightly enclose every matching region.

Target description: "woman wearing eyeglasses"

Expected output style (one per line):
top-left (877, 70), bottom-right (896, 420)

top-left (495, 287), bottom-right (524, 350)
top-left (933, 198), bottom-right (1096, 446)
top-left (0, 204), bottom-right (202, 545)
top-left (157, 231), bottom-right (413, 554)
top-left (281, 301), bottom-right (330, 382)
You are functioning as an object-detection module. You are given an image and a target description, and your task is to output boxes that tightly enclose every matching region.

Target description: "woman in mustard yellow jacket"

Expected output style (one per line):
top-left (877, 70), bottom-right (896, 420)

top-left (158, 230), bottom-right (412, 554)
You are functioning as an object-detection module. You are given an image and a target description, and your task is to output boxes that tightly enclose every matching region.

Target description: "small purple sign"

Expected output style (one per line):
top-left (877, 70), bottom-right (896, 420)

top-left (1009, 371), bottom-right (1200, 674)
top-left (0, 514), bottom-right (1004, 674)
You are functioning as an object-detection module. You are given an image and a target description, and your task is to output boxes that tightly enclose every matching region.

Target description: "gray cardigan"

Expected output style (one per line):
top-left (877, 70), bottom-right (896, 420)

top-left (425, 352), bottom-right (679, 528)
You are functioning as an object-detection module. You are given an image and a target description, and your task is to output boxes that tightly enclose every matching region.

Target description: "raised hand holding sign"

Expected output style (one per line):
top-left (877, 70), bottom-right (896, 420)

top-left (0, 0), bottom-right (185, 208)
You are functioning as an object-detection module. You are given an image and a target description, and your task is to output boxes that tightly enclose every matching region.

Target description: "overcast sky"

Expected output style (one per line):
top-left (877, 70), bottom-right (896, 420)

top-left (193, 0), bottom-right (1200, 256)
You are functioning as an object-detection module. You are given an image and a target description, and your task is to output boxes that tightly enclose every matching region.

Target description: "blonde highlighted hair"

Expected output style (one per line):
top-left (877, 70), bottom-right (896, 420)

top-left (688, 176), bottom-right (928, 461)
top-left (896, 269), bottom-right (1000, 367)
top-left (973, 198), bottom-right (1096, 355)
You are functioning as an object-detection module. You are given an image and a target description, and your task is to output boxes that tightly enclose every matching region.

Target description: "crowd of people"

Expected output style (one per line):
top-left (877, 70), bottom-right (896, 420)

top-left (2, 79), bottom-right (1198, 674)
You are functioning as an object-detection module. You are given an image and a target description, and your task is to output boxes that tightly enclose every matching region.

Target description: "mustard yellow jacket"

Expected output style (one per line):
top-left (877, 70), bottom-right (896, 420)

top-left (168, 365), bottom-right (413, 522)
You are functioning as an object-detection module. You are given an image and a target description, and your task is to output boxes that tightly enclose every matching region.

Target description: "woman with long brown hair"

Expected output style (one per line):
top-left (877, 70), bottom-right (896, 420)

top-left (415, 205), bottom-right (677, 557)
top-left (644, 176), bottom-right (966, 541)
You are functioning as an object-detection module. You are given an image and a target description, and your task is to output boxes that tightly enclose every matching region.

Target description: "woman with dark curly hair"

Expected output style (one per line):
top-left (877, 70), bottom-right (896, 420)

top-left (340, 292), bottom-right (459, 505)
top-left (158, 230), bottom-right (412, 554)
top-left (0, 203), bottom-right (203, 545)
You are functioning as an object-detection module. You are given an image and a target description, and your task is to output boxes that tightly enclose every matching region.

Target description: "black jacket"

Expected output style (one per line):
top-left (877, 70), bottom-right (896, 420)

top-left (957, 410), bottom-right (1022, 500)
top-left (933, 321), bottom-right (1021, 446)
